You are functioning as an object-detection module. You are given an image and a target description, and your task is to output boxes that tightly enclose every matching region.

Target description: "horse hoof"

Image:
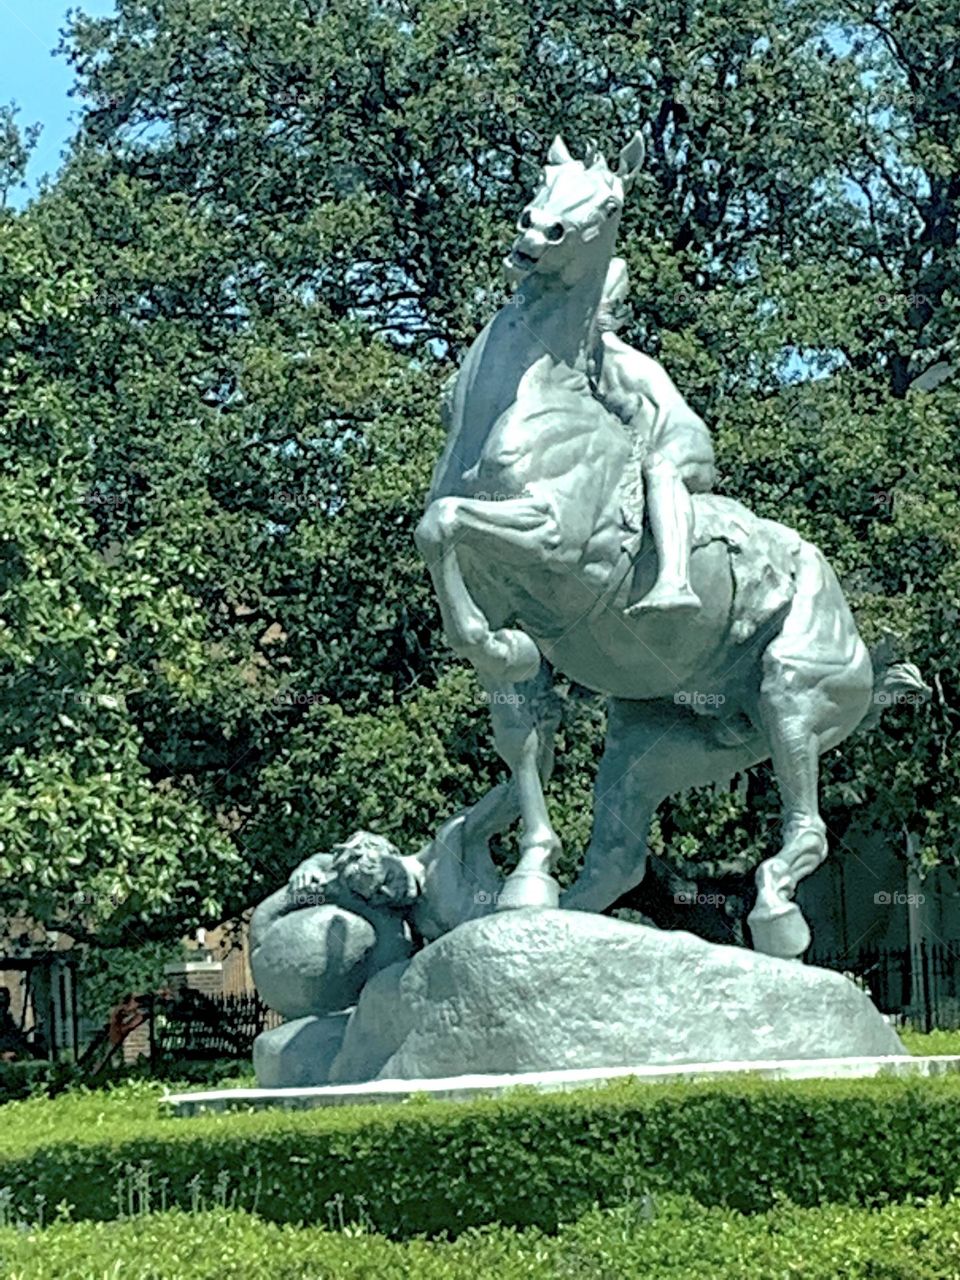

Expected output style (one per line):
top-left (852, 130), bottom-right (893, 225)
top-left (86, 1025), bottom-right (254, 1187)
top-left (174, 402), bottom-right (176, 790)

top-left (495, 869), bottom-right (560, 911)
top-left (747, 900), bottom-right (811, 959)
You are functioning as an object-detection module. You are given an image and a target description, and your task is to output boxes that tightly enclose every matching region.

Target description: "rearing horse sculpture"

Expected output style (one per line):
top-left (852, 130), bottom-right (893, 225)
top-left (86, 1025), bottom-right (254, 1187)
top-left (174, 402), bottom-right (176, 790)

top-left (416, 132), bottom-right (923, 959)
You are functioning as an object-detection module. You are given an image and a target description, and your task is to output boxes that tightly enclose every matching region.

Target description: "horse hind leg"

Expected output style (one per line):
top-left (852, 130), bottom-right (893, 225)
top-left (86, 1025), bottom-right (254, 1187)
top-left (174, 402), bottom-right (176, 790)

top-left (564, 698), bottom-right (764, 915)
top-left (747, 639), bottom-right (873, 959)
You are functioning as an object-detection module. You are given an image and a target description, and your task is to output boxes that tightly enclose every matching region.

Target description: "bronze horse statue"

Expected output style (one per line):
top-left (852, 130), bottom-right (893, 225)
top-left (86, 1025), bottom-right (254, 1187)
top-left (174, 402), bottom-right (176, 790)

top-left (416, 132), bottom-right (923, 958)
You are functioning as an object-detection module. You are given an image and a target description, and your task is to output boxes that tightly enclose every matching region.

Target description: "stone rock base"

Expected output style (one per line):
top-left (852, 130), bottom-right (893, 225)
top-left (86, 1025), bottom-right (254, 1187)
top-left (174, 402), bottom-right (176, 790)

top-left (253, 1011), bottom-right (350, 1088)
top-left (254, 910), bottom-right (906, 1087)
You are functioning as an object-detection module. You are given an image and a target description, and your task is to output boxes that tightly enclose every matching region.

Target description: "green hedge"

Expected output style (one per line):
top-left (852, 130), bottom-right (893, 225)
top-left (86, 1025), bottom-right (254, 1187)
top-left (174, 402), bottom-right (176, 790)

top-left (2, 1076), bottom-right (960, 1237)
top-left (0, 1062), bottom-right (82, 1105)
top-left (0, 1058), bottom-right (249, 1105)
top-left (3, 1197), bottom-right (960, 1279)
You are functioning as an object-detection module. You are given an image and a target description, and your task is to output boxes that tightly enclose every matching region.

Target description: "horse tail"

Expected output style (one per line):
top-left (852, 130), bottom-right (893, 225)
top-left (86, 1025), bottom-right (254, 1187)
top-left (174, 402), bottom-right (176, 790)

top-left (857, 660), bottom-right (930, 733)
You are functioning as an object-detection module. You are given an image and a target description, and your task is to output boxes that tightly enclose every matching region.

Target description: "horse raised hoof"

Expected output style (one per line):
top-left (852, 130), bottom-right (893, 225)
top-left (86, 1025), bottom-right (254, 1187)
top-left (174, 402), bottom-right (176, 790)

top-left (747, 898), bottom-right (812, 960)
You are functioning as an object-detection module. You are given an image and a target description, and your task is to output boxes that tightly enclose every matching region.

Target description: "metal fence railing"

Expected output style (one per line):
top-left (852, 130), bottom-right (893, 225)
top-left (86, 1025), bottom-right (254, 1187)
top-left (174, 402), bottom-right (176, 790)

top-left (151, 990), bottom-right (282, 1060)
top-left (811, 941), bottom-right (960, 1032)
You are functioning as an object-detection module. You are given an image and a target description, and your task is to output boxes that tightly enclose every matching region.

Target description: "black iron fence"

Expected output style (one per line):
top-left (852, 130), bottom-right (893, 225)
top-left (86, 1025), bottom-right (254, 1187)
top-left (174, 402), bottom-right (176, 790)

top-left (812, 941), bottom-right (960, 1032)
top-left (151, 990), bottom-right (282, 1060)
top-left (74, 989), bottom-right (282, 1075)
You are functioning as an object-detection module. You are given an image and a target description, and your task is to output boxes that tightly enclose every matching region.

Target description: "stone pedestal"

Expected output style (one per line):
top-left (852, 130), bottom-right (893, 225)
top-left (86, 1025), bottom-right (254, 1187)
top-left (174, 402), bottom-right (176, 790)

top-left (253, 909), bottom-right (905, 1088)
top-left (253, 1012), bottom-right (351, 1088)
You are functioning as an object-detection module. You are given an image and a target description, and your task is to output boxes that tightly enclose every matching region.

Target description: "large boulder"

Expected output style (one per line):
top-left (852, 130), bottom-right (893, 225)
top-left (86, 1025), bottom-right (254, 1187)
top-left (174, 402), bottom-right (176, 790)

top-left (329, 908), bottom-right (905, 1082)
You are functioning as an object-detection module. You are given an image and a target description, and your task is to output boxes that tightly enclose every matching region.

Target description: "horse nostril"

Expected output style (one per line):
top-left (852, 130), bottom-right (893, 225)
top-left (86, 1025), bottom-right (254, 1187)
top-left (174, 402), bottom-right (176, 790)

top-left (518, 209), bottom-right (532, 230)
top-left (545, 222), bottom-right (565, 243)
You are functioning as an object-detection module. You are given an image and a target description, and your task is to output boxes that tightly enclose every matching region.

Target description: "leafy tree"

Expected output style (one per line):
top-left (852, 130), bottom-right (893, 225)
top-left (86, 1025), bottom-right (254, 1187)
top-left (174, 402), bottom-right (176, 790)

top-left (0, 104), bottom-right (42, 209)
top-left (1, 0), bottom-right (956, 950)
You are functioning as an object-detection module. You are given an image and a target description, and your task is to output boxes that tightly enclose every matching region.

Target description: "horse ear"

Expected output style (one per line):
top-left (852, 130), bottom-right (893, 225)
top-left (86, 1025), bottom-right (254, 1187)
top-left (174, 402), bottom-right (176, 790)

top-left (617, 130), bottom-right (646, 190)
top-left (547, 134), bottom-right (572, 165)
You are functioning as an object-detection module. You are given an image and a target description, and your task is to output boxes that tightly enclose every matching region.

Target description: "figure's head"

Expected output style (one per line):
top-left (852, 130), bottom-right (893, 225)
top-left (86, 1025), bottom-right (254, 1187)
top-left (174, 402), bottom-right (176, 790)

top-left (505, 132), bottom-right (645, 287)
top-left (331, 831), bottom-right (421, 910)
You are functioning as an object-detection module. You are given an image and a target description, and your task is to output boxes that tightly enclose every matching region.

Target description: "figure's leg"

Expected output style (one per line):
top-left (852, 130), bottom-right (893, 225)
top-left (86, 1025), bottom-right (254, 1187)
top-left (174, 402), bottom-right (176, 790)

top-left (563, 699), bottom-right (763, 913)
top-left (627, 452), bottom-right (700, 615)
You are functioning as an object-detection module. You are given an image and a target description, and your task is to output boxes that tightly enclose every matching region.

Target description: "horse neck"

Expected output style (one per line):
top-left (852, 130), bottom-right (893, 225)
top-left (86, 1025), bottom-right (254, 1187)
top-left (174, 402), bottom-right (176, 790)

top-left (428, 250), bottom-right (612, 500)
top-left (515, 262), bottom-right (608, 372)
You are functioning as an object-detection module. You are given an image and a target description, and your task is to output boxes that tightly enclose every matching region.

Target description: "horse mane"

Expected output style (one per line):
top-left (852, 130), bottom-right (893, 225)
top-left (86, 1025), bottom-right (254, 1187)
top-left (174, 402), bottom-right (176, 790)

top-left (596, 257), bottom-right (629, 334)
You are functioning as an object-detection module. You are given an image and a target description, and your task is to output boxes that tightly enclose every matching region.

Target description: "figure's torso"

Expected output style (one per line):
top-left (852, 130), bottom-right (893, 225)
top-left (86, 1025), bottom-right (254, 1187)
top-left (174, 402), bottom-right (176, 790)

top-left (592, 332), bottom-right (714, 479)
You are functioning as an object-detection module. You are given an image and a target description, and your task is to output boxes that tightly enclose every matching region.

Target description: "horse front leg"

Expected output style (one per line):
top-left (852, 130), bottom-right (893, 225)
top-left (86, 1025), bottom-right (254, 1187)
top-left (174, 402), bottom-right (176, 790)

top-left (414, 494), bottom-right (558, 686)
top-left (415, 496), bottom-right (565, 907)
top-left (484, 674), bottom-right (563, 909)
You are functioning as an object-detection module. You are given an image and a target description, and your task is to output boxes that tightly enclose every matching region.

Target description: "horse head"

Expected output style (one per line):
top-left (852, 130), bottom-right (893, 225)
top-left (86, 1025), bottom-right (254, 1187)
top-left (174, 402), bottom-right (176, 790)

top-left (505, 131), bottom-right (645, 288)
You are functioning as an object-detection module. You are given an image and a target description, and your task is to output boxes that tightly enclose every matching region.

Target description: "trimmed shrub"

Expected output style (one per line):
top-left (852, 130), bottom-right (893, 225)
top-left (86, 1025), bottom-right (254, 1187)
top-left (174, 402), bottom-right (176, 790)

top-left (0, 1062), bottom-right (81, 1105)
top-left (2, 1197), bottom-right (960, 1279)
top-left (1, 1076), bottom-right (960, 1236)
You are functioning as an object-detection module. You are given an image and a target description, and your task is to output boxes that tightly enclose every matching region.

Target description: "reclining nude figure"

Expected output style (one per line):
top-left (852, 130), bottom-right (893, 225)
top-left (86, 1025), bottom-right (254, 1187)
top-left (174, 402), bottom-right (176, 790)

top-left (287, 699), bottom-right (561, 945)
top-left (252, 785), bottom-right (541, 1018)
top-left (414, 130), bottom-right (925, 959)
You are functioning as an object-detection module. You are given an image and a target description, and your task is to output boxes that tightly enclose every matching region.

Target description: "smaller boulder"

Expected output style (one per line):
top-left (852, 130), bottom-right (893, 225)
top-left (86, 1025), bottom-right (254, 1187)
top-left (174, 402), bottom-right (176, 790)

top-left (250, 889), bottom-right (378, 1019)
top-left (253, 1012), bottom-right (351, 1088)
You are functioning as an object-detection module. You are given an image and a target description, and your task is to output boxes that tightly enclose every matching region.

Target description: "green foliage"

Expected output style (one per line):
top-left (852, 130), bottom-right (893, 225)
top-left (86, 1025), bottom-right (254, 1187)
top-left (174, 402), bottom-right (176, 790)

top-left (117, 1058), bottom-right (256, 1088)
top-left (76, 941), bottom-right (181, 1028)
top-left (900, 1027), bottom-right (960, 1057)
top-left (2, 1077), bottom-right (960, 1235)
top-left (2, 0), bottom-right (959, 946)
top-left (0, 1057), bottom-right (249, 1105)
top-left (0, 1061), bottom-right (81, 1106)
top-left (0, 105), bottom-right (41, 209)
top-left (5, 1197), bottom-right (960, 1279)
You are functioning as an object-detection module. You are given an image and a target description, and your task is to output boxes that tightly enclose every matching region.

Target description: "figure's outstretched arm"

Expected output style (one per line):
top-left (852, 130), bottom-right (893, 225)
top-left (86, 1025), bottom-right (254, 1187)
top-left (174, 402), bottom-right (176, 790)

top-left (286, 852), bottom-right (336, 904)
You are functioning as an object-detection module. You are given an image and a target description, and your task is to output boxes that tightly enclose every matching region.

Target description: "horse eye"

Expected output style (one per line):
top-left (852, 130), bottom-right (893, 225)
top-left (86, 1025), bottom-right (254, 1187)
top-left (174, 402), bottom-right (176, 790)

top-left (545, 222), bottom-right (565, 242)
top-left (518, 209), bottom-right (532, 229)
